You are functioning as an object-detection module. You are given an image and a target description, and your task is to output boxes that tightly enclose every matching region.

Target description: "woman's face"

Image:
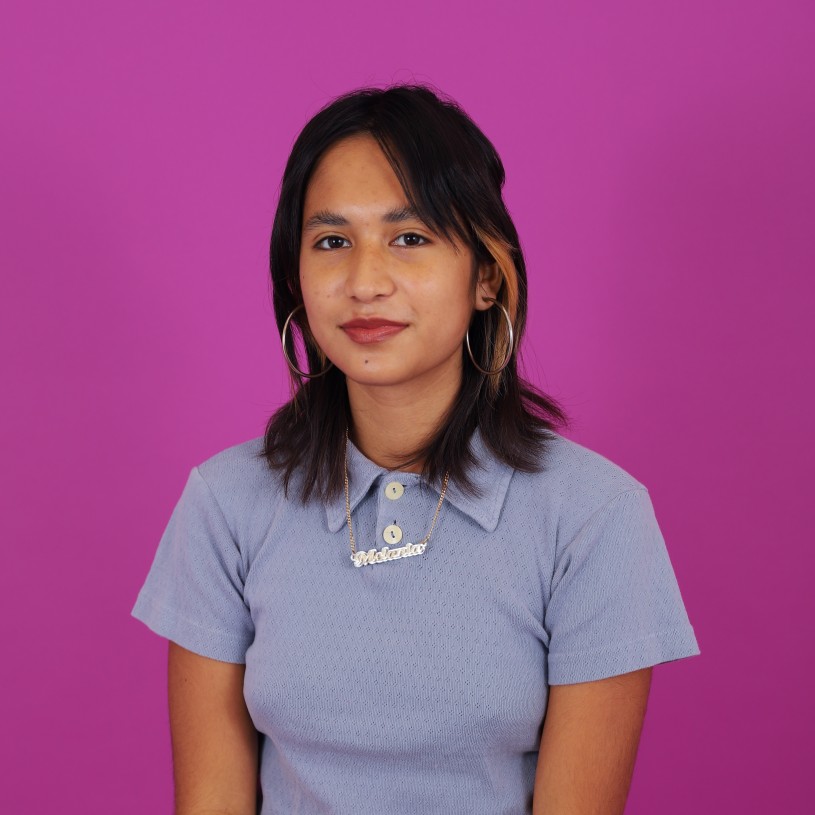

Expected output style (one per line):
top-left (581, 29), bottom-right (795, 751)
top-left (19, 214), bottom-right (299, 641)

top-left (299, 133), bottom-right (498, 393)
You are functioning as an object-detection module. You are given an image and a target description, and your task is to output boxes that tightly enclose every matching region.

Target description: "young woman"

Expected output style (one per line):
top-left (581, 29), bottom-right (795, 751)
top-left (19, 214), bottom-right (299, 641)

top-left (133, 83), bottom-right (700, 815)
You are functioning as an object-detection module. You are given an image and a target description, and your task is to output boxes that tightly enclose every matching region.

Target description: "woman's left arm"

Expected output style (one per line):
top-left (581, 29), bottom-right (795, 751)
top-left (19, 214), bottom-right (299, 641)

top-left (532, 667), bottom-right (653, 815)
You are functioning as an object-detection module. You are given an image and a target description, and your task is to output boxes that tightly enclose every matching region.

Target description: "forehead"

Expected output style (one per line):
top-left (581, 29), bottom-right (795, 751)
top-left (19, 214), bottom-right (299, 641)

top-left (304, 134), bottom-right (407, 207)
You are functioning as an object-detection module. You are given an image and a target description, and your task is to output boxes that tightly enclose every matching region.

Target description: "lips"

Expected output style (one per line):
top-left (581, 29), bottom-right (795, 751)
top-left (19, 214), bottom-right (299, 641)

top-left (340, 318), bottom-right (408, 345)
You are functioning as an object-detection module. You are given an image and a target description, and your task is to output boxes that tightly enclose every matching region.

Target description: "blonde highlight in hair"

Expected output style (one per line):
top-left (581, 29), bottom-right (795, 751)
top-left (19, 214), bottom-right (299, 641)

top-left (264, 83), bottom-right (570, 506)
top-left (473, 228), bottom-right (521, 395)
top-left (476, 229), bottom-right (520, 321)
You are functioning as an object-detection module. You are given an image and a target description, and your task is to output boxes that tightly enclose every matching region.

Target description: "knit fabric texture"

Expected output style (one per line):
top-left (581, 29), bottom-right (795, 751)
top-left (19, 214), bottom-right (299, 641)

top-left (132, 428), bottom-right (700, 814)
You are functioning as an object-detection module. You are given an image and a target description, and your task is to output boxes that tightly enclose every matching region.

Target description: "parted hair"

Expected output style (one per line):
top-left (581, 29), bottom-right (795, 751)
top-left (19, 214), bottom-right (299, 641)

top-left (259, 83), bottom-right (570, 503)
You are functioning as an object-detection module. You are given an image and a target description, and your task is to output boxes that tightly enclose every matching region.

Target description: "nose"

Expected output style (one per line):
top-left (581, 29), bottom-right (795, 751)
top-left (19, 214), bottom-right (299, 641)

top-left (344, 240), bottom-right (395, 302)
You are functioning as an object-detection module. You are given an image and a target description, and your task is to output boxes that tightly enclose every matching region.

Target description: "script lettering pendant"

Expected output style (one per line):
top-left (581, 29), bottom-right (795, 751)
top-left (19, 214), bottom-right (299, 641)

top-left (351, 542), bottom-right (427, 568)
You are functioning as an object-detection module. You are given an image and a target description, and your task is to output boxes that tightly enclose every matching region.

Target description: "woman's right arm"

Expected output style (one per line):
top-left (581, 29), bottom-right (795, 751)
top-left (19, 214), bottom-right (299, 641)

top-left (168, 641), bottom-right (259, 815)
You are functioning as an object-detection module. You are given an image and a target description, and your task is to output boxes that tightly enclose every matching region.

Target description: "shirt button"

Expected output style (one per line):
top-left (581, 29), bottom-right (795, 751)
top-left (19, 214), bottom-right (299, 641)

top-left (385, 481), bottom-right (405, 500)
top-left (383, 524), bottom-right (403, 544)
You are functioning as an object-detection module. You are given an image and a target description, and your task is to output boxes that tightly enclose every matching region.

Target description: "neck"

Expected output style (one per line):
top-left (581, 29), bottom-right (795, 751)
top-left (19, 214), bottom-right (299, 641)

top-left (346, 363), bottom-right (462, 473)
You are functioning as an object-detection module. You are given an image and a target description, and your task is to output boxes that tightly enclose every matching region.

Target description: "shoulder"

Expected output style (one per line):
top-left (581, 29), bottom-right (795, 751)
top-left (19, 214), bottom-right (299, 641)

top-left (192, 435), bottom-right (287, 543)
top-left (506, 430), bottom-right (649, 535)
top-left (537, 430), bottom-right (647, 497)
top-left (196, 435), bottom-right (269, 487)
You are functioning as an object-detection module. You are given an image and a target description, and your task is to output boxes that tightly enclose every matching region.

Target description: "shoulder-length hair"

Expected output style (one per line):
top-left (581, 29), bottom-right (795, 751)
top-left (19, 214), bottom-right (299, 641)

top-left (259, 83), bottom-right (570, 504)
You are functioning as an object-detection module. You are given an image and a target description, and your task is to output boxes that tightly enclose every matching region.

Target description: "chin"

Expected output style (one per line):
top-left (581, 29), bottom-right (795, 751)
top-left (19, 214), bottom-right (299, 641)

top-left (346, 371), bottom-right (411, 388)
top-left (339, 360), bottom-right (416, 387)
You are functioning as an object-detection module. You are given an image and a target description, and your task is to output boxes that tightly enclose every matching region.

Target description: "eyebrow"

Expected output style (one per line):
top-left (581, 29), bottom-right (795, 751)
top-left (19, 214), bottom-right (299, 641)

top-left (302, 205), bottom-right (423, 232)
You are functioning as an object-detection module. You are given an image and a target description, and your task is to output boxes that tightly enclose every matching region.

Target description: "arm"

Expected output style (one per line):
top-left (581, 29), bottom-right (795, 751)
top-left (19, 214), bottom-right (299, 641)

top-left (168, 641), bottom-right (259, 815)
top-left (532, 667), bottom-right (652, 815)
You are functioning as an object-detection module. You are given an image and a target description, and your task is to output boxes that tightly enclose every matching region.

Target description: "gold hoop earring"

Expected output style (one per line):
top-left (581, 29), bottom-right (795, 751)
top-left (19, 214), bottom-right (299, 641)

top-left (464, 297), bottom-right (515, 376)
top-left (281, 304), bottom-right (334, 379)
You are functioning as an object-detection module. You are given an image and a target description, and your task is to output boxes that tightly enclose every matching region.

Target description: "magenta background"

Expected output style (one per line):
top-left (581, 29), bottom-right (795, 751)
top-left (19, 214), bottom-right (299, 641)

top-left (1, 1), bottom-right (812, 812)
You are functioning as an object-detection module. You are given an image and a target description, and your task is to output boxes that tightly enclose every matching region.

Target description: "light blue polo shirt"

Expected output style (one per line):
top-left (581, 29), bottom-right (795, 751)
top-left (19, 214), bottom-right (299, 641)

top-left (132, 427), bottom-right (700, 814)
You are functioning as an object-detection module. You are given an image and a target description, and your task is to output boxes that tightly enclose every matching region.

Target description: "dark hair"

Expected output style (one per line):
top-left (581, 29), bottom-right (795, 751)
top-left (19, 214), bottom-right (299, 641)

top-left (259, 83), bottom-right (570, 503)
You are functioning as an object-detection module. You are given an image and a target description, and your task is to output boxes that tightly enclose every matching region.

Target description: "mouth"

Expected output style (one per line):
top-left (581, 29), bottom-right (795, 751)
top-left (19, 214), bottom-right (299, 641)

top-left (340, 320), bottom-right (408, 345)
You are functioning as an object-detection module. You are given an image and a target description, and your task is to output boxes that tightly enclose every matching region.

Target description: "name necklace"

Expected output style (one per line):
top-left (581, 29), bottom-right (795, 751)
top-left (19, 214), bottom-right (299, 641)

top-left (344, 429), bottom-right (450, 568)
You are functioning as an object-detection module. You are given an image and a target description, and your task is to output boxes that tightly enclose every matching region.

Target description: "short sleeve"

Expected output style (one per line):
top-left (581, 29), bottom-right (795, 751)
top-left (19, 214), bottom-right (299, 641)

top-left (131, 466), bottom-right (254, 663)
top-left (545, 487), bottom-right (700, 684)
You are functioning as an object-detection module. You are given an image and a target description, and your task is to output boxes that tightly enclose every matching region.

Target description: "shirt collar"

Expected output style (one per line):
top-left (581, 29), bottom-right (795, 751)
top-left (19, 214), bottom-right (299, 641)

top-left (325, 427), bottom-right (515, 534)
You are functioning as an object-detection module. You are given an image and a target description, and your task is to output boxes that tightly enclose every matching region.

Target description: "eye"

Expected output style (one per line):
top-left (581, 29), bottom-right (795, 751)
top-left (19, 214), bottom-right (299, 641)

top-left (393, 233), bottom-right (429, 247)
top-left (314, 235), bottom-right (350, 250)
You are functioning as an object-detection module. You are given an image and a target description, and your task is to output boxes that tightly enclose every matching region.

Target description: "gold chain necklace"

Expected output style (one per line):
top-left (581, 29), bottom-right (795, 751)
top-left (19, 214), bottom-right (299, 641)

top-left (344, 429), bottom-right (450, 568)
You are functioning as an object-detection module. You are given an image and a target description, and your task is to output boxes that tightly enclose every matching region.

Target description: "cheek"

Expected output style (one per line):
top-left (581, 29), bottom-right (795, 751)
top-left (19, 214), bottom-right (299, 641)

top-left (300, 258), bottom-right (344, 298)
top-left (299, 267), bottom-right (332, 312)
top-left (417, 276), bottom-right (474, 331)
top-left (302, 299), bottom-right (349, 361)
top-left (301, 298), bottom-right (332, 345)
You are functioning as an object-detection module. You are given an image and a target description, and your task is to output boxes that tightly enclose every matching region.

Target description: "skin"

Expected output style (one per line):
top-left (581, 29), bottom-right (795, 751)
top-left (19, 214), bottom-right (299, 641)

top-left (168, 642), bottom-right (258, 815)
top-left (167, 134), bottom-right (653, 814)
top-left (533, 668), bottom-right (653, 815)
top-left (298, 133), bottom-right (501, 470)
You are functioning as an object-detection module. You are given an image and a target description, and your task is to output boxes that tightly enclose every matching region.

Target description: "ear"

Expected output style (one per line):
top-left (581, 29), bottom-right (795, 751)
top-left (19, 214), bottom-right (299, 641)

top-left (473, 259), bottom-right (502, 311)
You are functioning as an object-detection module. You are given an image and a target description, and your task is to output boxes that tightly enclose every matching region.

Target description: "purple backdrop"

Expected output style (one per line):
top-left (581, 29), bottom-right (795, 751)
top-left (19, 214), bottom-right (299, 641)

top-left (1, 1), bottom-right (812, 812)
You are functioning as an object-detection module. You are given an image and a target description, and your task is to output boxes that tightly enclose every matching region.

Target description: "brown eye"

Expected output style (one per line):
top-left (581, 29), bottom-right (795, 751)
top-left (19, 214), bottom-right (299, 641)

top-left (393, 233), bottom-right (429, 247)
top-left (315, 236), bottom-right (350, 250)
